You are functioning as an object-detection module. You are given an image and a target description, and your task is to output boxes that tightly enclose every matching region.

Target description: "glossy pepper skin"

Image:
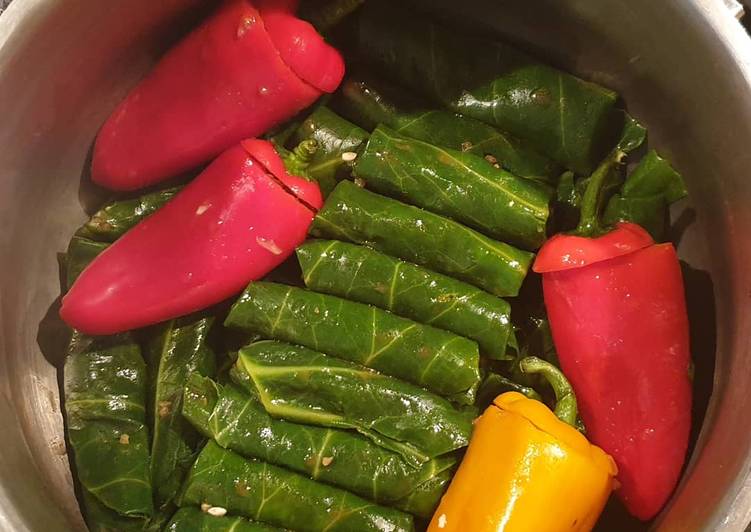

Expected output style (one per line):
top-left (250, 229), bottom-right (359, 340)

top-left (92, 0), bottom-right (344, 191)
top-left (428, 392), bottom-right (617, 532)
top-left (534, 223), bottom-right (691, 520)
top-left (61, 139), bottom-right (322, 335)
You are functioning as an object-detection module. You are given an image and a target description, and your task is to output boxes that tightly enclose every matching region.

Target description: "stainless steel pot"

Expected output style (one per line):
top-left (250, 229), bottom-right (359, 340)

top-left (1, 1), bottom-right (750, 530)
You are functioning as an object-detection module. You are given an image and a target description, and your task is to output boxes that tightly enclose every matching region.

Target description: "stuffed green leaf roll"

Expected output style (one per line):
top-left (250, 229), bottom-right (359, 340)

top-left (165, 507), bottom-right (284, 532)
top-left (353, 125), bottom-right (550, 249)
top-left (65, 236), bottom-right (109, 289)
top-left (392, 468), bottom-right (454, 519)
top-left (144, 315), bottom-right (216, 506)
top-left (333, 76), bottom-right (560, 183)
top-left (224, 282), bottom-right (481, 402)
top-left (297, 240), bottom-right (512, 359)
top-left (63, 333), bottom-right (153, 519)
top-left (288, 106), bottom-right (368, 196)
top-left (354, 1), bottom-right (620, 174)
top-left (180, 441), bottom-right (415, 532)
top-left (310, 181), bottom-right (533, 297)
top-left (183, 374), bottom-right (456, 511)
top-left (230, 341), bottom-right (474, 465)
top-left (77, 186), bottom-right (179, 242)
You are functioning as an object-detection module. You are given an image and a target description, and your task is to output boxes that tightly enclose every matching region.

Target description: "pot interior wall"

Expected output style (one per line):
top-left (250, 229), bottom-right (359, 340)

top-left (0, 0), bottom-right (750, 530)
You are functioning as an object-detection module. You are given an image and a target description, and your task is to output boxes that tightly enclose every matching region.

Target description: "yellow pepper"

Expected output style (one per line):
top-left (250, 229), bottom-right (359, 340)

top-left (428, 358), bottom-right (617, 532)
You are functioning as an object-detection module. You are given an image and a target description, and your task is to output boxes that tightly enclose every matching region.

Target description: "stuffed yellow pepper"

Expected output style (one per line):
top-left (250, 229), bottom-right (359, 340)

top-left (428, 357), bottom-right (617, 532)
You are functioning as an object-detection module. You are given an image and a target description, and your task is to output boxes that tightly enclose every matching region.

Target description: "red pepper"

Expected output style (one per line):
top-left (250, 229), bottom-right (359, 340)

top-left (61, 140), bottom-right (322, 335)
top-left (92, 0), bottom-right (344, 191)
top-left (533, 152), bottom-right (691, 520)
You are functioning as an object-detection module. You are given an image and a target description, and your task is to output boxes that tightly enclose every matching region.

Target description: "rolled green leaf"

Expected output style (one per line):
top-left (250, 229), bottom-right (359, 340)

top-left (354, 1), bottom-right (619, 174)
top-left (392, 468), bottom-right (454, 519)
top-left (183, 374), bottom-right (456, 509)
top-left (353, 125), bottom-right (550, 249)
top-left (288, 106), bottom-right (368, 196)
top-left (180, 441), bottom-right (415, 532)
top-left (333, 76), bottom-right (560, 183)
top-left (77, 187), bottom-right (179, 242)
top-left (299, 0), bottom-right (366, 33)
top-left (65, 235), bottom-right (109, 289)
top-left (297, 240), bottom-right (512, 360)
top-left (310, 181), bottom-right (534, 297)
top-left (230, 341), bottom-right (474, 465)
top-left (80, 491), bottom-right (164, 532)
top-left (603, 150), bottom-right (687, 241)
top-left (165, 507), bottom-right (284, 532)
top-left (224, 282), bottom-right (481, 402)
top-left (144, 315), bottom-right (216, 507)
top-left (63, 333), bottom-right (153, 518)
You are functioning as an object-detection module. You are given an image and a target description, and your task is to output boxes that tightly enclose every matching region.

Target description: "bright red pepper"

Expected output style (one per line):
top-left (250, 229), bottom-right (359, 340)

top-left (61, 140), bottom-right (322, 335)
top-left (91, 0), bottom-right (344, 191)
top-left (534, 150), bottom-right (692, 521)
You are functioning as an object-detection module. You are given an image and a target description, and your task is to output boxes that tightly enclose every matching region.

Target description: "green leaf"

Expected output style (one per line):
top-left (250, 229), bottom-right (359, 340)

top-left (80, 490), bottom-right (169, 532)
top-left (297, 239), bottom-right (512, 360)
top-left (332, 76), bottom-right (561, 183)
top-left (224, 282), bottom-right (481, 403)
top-left (603, 149), bottom-right (687, 240)
top-left (230, 341), bottom-right (475, 466)
top-left (310, 181), bottom-right (534, 297)
top-left (179, 442), bottom-right (415, 532)
top-left (603, 194), bottom-right (668, 241)
top-left (353, 125), bottom-right (551, 250)
top-left (288, 106), bottom-right (368, 196)
top-left (617, 112), bottom-right (648, 154)
top-left (391, 467), bottom-right (455, 519)
top-left (298, 0), bottom-right (366, 33)
top-left (621, 149), bottom-right (686, 202)
top-left (77, 187), bottom-right (180, 242)
top-left (143, 315), bottom-right (216, 507)
top-left (164, 507), bottom-right (284, 532)
top-left (354, 1), bottom-right (619, 174)
top-left (63, 333), bottom-right (153, 518)
top-left (183, 374), bottom-right (456, 510)
top-left (65, 236), bottom-right (109, 290)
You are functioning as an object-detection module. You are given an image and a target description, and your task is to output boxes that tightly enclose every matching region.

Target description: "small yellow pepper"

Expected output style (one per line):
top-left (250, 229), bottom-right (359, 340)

top-left (428, 358), bottom-right (617, 532)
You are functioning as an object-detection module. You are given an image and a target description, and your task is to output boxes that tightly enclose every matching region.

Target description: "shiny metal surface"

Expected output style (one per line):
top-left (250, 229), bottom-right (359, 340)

top-left (0, 0), bottom-right (750, 531)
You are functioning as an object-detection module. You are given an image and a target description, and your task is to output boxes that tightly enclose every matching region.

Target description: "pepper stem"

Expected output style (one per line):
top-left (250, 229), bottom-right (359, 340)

top-left (576, 148), bottom-right (626, 237)
top-left (281, 139), bottom-right (319, 179)
top-left (519, 356), bottom-right (578, 427)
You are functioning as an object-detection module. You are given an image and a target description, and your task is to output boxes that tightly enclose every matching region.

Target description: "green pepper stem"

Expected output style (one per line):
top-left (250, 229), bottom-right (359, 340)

top-left (519, 356), bottom-right (578, 427)
top-left (576, 148), bottom-right (626, 237)
top-left (282, 139), bottom-right (319, 179)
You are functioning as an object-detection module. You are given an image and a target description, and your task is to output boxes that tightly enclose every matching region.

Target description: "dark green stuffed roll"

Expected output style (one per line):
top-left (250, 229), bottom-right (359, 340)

top-left (310, 181), bottom-right (533, 297)
top-left (333, 76), bottom-right (560, 183)
top-left (143, 315), bottom-right (216, 507)
top-left (354, 1), bottom-right (620, 174)
top-left (297, 240), bottom-right (512, 359)
top-left (180, 441), bottom-right (415, 532)
top-left (77, 186), bottom-right (179, 242)
top-left (65, 236), bottom-right (109, 289)
top-left (230, 341), bottom-right (474, 466)
top-left (164, 508), bottom-right (284, 532)
top-left (63, 333), bottom-right (153, 520)
top-left (183, 374), bottom-right (455, 513)
top-left (353, 125), bottom-right (550, 249)
top-left (224, 282), bottom-right (481, 402)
